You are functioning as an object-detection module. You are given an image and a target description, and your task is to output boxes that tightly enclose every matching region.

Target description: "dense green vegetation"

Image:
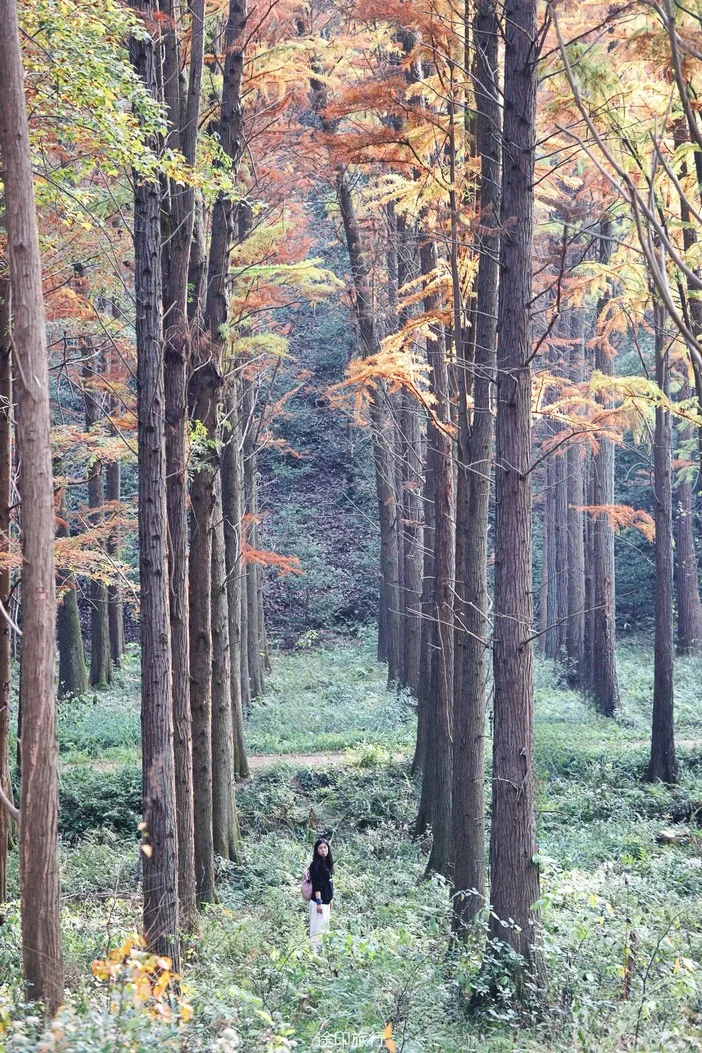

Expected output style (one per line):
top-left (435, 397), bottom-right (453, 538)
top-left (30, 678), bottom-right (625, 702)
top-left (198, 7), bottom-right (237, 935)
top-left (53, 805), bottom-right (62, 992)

top-left (3, 636), bottom-right (702, 1051)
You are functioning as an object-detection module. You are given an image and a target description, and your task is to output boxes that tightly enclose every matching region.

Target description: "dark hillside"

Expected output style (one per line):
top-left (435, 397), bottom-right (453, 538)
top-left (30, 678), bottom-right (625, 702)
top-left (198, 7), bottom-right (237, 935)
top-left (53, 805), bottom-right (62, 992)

top-left (260, 287), bottom-right (379, 646)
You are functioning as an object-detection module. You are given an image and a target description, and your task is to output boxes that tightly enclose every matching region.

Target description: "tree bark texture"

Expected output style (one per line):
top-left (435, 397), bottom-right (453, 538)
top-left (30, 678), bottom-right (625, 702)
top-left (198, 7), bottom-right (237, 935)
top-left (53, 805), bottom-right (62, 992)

top-left (130, 1), bottom-right (180, 966)
top-left (675, 414), bottom-right (702, 655)
top-left (189, 0), bottom-right (248, 904)
top-left (57, 482), bottom-right (88, 700)
top-left (106, 458), bottom-right (124, 666)
top-left (83, 349), bottom-right (112, 687)
top-left (0, 0), bottom-right (64, 1006)
top-left (452, 0), bottom-right (500, 930)
top-left (221, 386), bottom-right (249, 777)
top-left (488, 0), bottom-right (542, 982)
top-left (565, 311), bottom-right (586, 686)
top-left (160, 0), bottom-right (204, 933)
top-left (211, 471), bottom-right (241, 860)
top-left (399, 393), bottom-right (423, 697)
top-left (336, 173), bottom-right (402, 686)
top-left (419, 237), bottom-right (454, 879)
top-left (591, 220), bottom-right (620, 716)
top-left (188, 361), bottom-right (218, 905)
top-left (583, 446), bottom-right (595, 691)
top-left (648, 304), bottom-right (677, 784)
top-left (242, 379), bottom-right (265, 700)
top-left (412, 454), bottom-right (435, 785)
top-left (0, 277), bottom-right (12, 906)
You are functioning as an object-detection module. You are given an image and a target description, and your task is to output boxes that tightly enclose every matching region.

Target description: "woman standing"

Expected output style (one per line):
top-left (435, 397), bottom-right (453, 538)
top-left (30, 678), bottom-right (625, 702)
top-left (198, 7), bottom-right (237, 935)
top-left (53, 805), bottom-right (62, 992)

top-left (308, 837), bottom-right (334, 951)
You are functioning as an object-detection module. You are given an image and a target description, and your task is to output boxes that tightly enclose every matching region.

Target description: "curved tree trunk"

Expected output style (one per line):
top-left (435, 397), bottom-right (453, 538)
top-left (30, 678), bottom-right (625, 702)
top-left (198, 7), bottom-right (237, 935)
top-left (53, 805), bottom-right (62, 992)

top-left (0, 0), bottom-right (64, 1005)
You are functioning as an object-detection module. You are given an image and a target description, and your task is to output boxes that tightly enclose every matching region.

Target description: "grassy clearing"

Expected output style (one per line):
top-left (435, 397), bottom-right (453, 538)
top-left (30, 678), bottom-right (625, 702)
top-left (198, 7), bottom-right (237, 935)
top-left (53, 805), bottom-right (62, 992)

top-left (3, 636), bottom-right (702, 1051)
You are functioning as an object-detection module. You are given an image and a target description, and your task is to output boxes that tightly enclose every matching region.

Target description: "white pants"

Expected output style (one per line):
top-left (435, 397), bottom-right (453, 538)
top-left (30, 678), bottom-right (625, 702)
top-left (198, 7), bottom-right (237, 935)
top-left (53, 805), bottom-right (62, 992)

top-left (309, 902), bottom-right (331, 951)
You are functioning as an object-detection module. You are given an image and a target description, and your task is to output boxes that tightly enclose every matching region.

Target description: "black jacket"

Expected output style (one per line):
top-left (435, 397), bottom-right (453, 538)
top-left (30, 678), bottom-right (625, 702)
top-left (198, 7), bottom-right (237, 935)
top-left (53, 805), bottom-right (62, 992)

top-left (310, 858), bottom-right (334, 904)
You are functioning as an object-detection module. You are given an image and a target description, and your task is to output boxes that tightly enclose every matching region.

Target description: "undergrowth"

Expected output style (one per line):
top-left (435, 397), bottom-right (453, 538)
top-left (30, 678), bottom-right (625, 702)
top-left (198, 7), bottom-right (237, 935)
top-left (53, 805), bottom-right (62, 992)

top-left (3, 637), bottom-right (702, 1051)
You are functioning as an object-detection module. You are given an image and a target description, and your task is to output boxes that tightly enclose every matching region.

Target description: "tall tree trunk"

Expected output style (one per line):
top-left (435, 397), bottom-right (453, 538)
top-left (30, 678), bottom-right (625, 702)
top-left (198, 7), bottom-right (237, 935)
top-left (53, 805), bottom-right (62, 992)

top-left (242, 379), bottom-right (264, 700)
top-left (647, 303), bottom-right (677, 784)
top-left (189, 0), bottom-right (248, 903)
top-left (83, 349), bottom-right (112, 687)
top-left (583, 446), bottom-right (595, 690)
top-left (412, 451), bottom-right (434, 785)
top-left (675, 416), bottom-right (702, 654)
top-left (566, 311), bottom-right (586, 686)
top-left (452, 0), bottom-right (500, 930)
top-left (221, 385), bottom-right (249, 777)
top-left (106, 458), bottom-right (124, 666)
top-left (544, 452), bottom-right (557, 659)
top-left (129, 1), bottom-right (180, 965)
top-left (211, 471), bottom-right (241, 860)
top-left (335, 173), bottom-right (402, 686)
top-left (488, 0), bottom-right (542, 986)
top-left (188, 361), bottom-right (217, 904)
top-left (400, 392), bottom-right (423, 697)
top-left (56, 481), bottom-right (88, 699)
top-left (591, 219), bottom-right (620, 716)
top-left (0, 0), bottom-right (64, 1006)
top-left (0, 276), bottom-right (12, 906)
top-left (418, 238), bottom-right (454, 878)
top-left (160, 0), bottom-right (204, 933)
top-left (539, 485), bottom-right (549, 654)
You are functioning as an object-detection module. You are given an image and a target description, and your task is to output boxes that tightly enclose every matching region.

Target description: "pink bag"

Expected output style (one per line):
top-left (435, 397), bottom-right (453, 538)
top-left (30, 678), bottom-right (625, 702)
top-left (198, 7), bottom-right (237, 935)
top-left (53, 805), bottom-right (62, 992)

top-left (301, 868), bottom-right (313, 901)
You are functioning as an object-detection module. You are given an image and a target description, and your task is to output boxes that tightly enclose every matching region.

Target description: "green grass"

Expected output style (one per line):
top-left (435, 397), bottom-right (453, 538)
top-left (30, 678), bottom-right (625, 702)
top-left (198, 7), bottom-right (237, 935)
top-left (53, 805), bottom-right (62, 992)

top-left (5, 636), bottom-right (702, 1052)
top-left (244, 631), bottom-right (415, 755)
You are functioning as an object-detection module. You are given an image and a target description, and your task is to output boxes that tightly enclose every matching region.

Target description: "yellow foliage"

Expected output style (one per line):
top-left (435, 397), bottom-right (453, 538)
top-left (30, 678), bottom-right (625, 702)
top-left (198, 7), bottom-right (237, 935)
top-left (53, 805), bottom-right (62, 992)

top-left (91, 935), bottom-right (193, 1026)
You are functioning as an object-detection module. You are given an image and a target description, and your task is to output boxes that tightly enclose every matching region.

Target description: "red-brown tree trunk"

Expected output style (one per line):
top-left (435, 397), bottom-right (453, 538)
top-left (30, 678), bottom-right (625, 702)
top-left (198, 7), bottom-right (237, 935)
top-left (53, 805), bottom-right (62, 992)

top-left (335, 174), bottom-right (402, 686)
top-left (647, 303), bottom-right (677, 784)
top-left (418, 238), bottom-right (454, 878)
top-left (591, 219), bottom-right (620, 715)
top-left (566, 311), bottom-right (586, 686)
top-left (221, 385), bottom-right (249, 777)
top-left (211, 471), bottom-right (241, 859)
top-left (160, 0), bottom-right (203, 933)
top-left (488, 0), bottom-right (542, 986)
top-left (0, 0), bottom-right (64, 1006)
top-left (189, 0), bottom-right (248, 903)
top-left (83, 349), bottom-right (112, 687)
top-left (452, 0), bottom-right (500, 929)
top-left (130, 0), bottom-right (180, 965)
top-left (0, 276), bottom-right (12, 906)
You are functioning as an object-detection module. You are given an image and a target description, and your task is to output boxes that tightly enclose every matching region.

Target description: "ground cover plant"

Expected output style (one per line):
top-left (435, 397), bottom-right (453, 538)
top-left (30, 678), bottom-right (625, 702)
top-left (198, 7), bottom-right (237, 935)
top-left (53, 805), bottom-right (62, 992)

top-left (3, 637), bottom-right (702, 1051)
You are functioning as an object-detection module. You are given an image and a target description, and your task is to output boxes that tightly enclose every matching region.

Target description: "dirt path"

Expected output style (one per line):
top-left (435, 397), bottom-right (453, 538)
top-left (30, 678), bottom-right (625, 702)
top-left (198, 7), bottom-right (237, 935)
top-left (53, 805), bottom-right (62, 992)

top-left (64, 750), bottom-right (407, 774)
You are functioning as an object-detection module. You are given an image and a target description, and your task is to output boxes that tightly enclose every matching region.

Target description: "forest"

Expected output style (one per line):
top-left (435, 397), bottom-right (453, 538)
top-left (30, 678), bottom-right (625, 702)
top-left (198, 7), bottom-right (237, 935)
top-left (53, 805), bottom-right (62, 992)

top-left (1, 0), bottom-right (702, 1049)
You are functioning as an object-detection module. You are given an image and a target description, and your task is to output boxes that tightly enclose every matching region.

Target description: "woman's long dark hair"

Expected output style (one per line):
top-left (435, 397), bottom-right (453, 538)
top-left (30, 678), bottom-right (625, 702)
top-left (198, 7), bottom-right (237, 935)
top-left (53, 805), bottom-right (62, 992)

top-left (311, 837), bottom-right (334, 874)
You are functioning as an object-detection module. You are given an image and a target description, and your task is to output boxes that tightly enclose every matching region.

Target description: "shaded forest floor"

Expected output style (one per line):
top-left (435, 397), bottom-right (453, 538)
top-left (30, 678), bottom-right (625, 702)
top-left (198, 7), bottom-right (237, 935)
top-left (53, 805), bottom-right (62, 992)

top-left (4, 633), bottom-right (702, 1051)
